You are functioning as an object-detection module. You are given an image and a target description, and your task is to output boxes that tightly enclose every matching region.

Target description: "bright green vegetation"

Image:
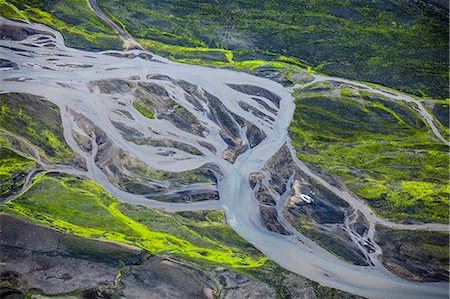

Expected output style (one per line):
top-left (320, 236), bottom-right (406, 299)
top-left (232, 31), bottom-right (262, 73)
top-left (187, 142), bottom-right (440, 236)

top-left (0, 93), bottom-right (74, 163)
top-left (138, 38), bottom-right (308, 77)
top-left (289, 82), bottom-right (449, 223)
top-left (4, 0), bottom-right (446, 98)
top-left (119, 207), bottom-right (260, 264)
top-left (0, 148), bottom-right (34, 181)
top-left (0, 147), bottom-right (35, 197)
top-left (0, 0), bottom-right (121, 50)
top-left (1, 172), bottom-right (266, 268)
top-left (132, 100), bottom-right (155, 119)
top-left (98, 0), bottom-right (448, 99)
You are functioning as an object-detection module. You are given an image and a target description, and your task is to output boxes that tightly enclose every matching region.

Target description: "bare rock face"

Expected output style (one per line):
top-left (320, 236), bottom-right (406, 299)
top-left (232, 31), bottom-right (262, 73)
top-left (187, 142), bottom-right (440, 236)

top-left (0, 214), bottom-right (145, 296)
top-left (256, 186), bottom-right (276, 206)
top-left (255, 144), bottom-right (372, 267)
top-left (212, 268), bottom-right (276, 299)
top-left (283, 171), bottom-right (372, 266)
top-left (0, 58), bottom-right (18, 70)
top-left (249, 172), bottom-right (264, 189)
top-left (0, 24), bottom-right (55, 41)
top-left (120, 257), bottom-right (215, 299)
top-left (262, 144), bottom-right (297, 195)
top-left (0, 214), bottom-right (282, 299)
top-left (259, 206), bottom-right (290, 235)
top-left (103, 51), bottom-right (154, 61)
top-left (281, 272), bottom-right (316, 299)
top-left (375, 226), bottom-right (449, 282)
top-left (227, 84), bottom-right (281, 108)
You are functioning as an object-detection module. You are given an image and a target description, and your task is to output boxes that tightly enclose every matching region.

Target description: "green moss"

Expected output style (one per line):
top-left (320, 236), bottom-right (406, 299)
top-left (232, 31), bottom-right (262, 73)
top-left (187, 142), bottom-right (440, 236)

top-left (289, 83), bottom-right (449, 223)
top-left (138, 37), bottom-right (308, 77)
top-left (0, 147), bottom-right (35, 197)
top-left (0, 0), bottom-right (29, 20)
top-left (0, 148), bottom-right (34, 180)
top-left (2, 173), bottom-right (266, 268)
top-left (132, 101), bottom-right (155, 119)
top-left (97, 0), bottom-right (448, 99)
top-left (0, 93), bottom-right (74, 163)
top-left (2, 0), bottom-right (447, 98)
top-left (1, 0), bottom-right (121, 50)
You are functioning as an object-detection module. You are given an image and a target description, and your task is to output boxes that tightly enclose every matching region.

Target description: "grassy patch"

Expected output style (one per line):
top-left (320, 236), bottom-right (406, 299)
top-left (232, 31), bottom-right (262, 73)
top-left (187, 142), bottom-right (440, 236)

top-left (0, 147), bottom-right (35, 197)
top-left (0, 148), bottom-right (34, 181)
top-left (132, 101), bottom-right (155, 119)
top-left (1, 173), bottom-right (266, 268)
top-left (0, 93), bottom-right (74, 163)
top-left (289, 83), bottom-right (449, 223)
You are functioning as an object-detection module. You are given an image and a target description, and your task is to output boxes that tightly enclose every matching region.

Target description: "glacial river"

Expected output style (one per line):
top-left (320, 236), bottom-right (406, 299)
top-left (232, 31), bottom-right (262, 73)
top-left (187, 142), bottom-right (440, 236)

top-left (0, 16), bottom-right (448, 299)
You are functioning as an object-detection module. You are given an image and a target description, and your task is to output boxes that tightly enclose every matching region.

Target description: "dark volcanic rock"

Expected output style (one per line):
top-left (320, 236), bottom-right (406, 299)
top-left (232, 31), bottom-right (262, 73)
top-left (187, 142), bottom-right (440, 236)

top-left (227, 84), bottom-right (281, 108)
top-left (259, 206), bottom-right (290, 235)
top-left (103, 51), bottom-right (153, 60)
top-left (375, 225), bottom-right (449, 282)
top-left (0, 24), bottom-right (55, 41)
top-left (263, 144), bottom-right (297, 194)
top-left (0, 58), bottom-right (18, 70)
top-left (0, 213), bottom-right (145, 295)
top-left (89, 78), bottom-right (134, 94)
top-left (120, 255), bottom-right (214, 299)
top-left (0, 214), bottom-right (276, 298)
top-left (146, 190), bottom-right (219, 203)
top-left (249, 66), bottom-right (295, 86)
top-left (256, 185), bottom-right (276, 206)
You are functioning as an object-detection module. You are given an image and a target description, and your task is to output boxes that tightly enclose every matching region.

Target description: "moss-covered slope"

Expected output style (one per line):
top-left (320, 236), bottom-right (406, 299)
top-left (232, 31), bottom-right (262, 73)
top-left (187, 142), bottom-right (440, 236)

top-left (0, 0), bottom-right (121, 50)
top-left (0, 148), bottom-right (35, 198)
top-left (2, 0), bottom-right (446, 98)
top-left (0, 93), bottom-right (74, 162)
top-left (1, 172), bottom-right (265, 268)
top-left (289, 82), bottom-right (449, 223)
top-left (97, 0), bottom-right (448, 98)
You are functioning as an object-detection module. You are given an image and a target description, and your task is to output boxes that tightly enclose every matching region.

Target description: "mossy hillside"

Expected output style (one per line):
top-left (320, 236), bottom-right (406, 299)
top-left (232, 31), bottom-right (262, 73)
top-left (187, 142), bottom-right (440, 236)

top-left (0, 0), bottom-right (293, 76)
top-left (0, 0), bottom-right (121, 50)
top-left (289, 83), bottom-right (449, 223)
top-left (0, 147), bottom-right (35, 197)
top-left (0, 93), bottom-right (74, 163)
top-left (0, 148), bottom-right (34, 181)
top-left (98, 0), bottom-right (448, 99)
top-left (1, 173), bottom-right (266, 268)
top-left (2, 0), bottom-right (447, 98)
top-left (138, 38), bottom-right (305, 67)
top-left (137, 38), bottom-right (311, 86)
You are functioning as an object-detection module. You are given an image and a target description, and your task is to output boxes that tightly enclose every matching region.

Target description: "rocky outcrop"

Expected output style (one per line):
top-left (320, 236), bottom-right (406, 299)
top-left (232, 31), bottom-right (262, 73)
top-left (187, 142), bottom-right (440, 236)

top-left (227, 84), bottom-right (281, 108)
